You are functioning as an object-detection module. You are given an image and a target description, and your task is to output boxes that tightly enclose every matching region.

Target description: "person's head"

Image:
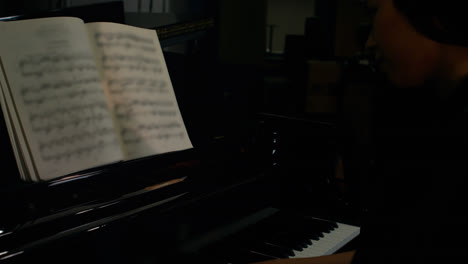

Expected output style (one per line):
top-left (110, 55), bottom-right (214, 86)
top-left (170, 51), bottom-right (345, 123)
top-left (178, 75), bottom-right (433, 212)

top-left (366, 0), bottom-right (468, 88)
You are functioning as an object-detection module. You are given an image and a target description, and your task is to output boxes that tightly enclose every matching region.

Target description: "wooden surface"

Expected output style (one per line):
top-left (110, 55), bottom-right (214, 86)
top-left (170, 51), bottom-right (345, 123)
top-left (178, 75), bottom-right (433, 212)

top-left (251, 250), bottom-right (356, 264)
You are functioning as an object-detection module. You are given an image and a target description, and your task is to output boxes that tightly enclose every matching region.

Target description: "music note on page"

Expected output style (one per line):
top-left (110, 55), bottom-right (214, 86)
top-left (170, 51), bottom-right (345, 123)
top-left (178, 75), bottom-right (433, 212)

top-left (87, 22), bottom-right (193, 159)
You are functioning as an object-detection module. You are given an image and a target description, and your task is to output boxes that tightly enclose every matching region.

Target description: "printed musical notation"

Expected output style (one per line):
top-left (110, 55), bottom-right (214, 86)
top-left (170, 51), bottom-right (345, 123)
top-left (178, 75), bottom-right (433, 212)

top-left (102, 54), bottom-right (159, 65)
top-left (18, 53), bottom-right (94, 68)
top-left (115, 99), bottom-right (174, 110)
top-left (95, 42), bottom-right (156, 53)
top-left (40, 139), bottom-right (116, 162)
top-left (115, 110), bottom-right (177, 120)
top-left (20, 77), bottom-right (101, 97)
top-left (107, 77), bottom-right (169, 95)
top-left (29, 102), bottom-right (108, 123)
top-left (17, 51), bottom-right (117, 162)
top-left (101, 53), bottom-right (162, 73)
top-left (22, 88), bottom-right (103, 106)
top-left (95, 32), bottom-right (154, 45)
top-left (38, 127), bottom-right (115, 151)
top-left (121, 123), bottom-right (185, 145)
top-left (95, 32), bottom-right (156, 53)
top-left (21, 64), bottom-right (97, 78)
top-left (31, 110), bottom-right (108, 133)
top-left (123, 132), bottom-right (186, 145)
top-left (91, 26), bottom-right (189, 154)
top-left (107, 77), bottom-right (165, 88)
top-left (19, 53), bottom-right (97, 78)
top-left (114, 99), bottom-right (182, 145)
top-left (103, 64), bottom-right (161, 73)
top-left (121, 122), bottom-right (182, 135)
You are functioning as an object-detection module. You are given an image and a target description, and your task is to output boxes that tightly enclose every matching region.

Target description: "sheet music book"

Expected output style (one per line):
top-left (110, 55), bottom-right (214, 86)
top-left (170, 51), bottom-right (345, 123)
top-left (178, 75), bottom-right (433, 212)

top-left (0, 17), bottom-right (193, 182)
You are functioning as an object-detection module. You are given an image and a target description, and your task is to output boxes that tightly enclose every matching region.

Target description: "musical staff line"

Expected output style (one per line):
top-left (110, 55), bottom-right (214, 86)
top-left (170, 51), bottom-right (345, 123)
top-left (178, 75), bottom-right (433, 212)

top-left (41, 139), bottom-right (116, 162)
top-left (123, 132), bottom-right (186, 145)
top-left (23, 89), bottom-right (104, 106)
top-left (102, 64), bottom-right (162, 73)
top-left (107, 77), bottom-right (165, 87)
top-left (109, 86), bottom-right (168, 95)
top-left (102, 54), bottom-right (160, 65)
top-left (115, 110), bottom-right (177, 120)
top-left (20, 77), bottom-right (101, 96)
top-left (29, 102), bottom-right (109, 122)
top-left (19, 53), bottom-right (97, 79)
top-left (31, 113), bottom-right (108, 134)
top-left (94, 32), bottom-right (154, 45)
top-left (96, 42), bottom-right (156, 53)
top-left (120, 122), bottom-right (182, 136)
top-left (38, 127), bottom-right (115, 151)
top-left (20, 64), bottom-right (98, 78)
top-left (114, 99), bottom-right (174, 110)
top-left (19, 53), bottom-right (94, 68)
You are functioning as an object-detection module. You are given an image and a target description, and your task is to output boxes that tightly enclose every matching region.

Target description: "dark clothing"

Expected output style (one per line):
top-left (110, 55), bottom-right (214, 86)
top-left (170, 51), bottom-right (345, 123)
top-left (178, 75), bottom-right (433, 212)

top-left (352, 78), bottom-right (468, 263)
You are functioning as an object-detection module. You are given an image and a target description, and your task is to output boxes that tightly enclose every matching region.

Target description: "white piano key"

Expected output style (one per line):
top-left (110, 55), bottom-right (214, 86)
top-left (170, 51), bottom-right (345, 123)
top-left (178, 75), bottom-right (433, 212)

top-left (291, 222), bottom-right (360, 258)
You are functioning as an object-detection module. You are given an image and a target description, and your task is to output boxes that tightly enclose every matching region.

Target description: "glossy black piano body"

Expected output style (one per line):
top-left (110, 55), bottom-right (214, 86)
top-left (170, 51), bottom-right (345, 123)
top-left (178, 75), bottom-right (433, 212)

top-left (0, 111), bottom-right (355, 264)
top-left (0, 2), bottom-right (358, 263)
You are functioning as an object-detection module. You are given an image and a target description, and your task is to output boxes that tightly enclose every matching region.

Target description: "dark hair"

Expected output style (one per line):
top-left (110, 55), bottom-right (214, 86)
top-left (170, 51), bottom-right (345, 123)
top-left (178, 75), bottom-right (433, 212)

top-left (393, 0), bottom-right (468, 46)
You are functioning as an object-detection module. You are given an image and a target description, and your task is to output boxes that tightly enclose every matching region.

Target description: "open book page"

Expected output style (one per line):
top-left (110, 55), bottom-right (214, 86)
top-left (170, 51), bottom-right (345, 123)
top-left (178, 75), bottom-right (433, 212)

top-left (0, 17), bottom-right (123, 181)
top-left (86, 22), bottom-right (193, 160)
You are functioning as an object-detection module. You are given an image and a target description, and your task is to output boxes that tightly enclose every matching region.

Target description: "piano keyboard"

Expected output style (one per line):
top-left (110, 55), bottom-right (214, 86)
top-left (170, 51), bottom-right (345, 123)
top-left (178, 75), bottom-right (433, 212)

top-left (192, 208), bottom-right (360, 263)
top-left (292, 221), bottom-right (360, 258)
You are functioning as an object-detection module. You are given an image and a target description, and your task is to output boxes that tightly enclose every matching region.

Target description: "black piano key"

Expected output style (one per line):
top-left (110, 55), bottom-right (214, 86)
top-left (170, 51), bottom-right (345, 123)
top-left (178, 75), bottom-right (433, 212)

top-left (264, 232), bottom-right (305, 251)
top-left (330, 221), bottom-right (339, 229)
top-left (297, 217), bottom-right (334, 237)
top-left (252, 213), bottom-right (333, 252)
top-left (287, 229), bottom-right (314, 246)
top-left (288, 236), bottom-right (310, 249)
top-left (303, 217), bottom-right (336, 233)
top-left (301, 226), bottom-right (323, 240)
top-left (299, 229), bottom-right (321, 241)
top-left (322, 221), bottom-right (336, 233)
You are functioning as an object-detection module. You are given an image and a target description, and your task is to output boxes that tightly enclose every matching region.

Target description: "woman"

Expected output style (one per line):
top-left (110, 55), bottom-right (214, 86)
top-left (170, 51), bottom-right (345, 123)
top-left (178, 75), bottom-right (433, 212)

top-left (255, 0), bottom-right (468, 263)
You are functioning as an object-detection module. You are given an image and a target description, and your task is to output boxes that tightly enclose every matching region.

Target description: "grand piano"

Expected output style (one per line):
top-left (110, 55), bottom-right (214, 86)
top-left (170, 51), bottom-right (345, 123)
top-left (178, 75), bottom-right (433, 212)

top-left (0, 2), bottom-right (360, 263)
